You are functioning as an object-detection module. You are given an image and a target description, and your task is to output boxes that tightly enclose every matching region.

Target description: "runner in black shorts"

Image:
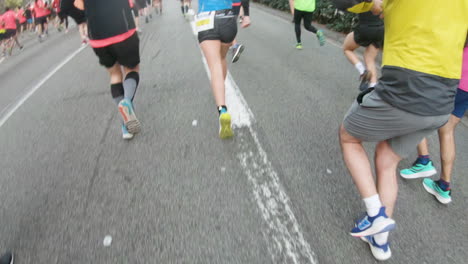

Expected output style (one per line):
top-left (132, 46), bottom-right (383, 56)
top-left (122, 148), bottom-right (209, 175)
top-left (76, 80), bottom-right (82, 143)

top-left (342, 11), bottom-right (384, 90)
top-left (135, 0), bottom-right (150, 24)
top-left (60, 0), bottom-right (88, 44)
top-left (33, 0), bottom-right (49, 42)
top-left (196, 0), bottom-right (250, 139)
top-left (75, 0), bottom-right (142, 140)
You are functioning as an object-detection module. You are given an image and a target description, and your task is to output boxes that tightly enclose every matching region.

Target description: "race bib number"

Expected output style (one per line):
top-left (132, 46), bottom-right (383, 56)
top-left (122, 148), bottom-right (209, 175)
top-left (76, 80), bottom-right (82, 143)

top-left (195, 12), bottom-right (215, 32)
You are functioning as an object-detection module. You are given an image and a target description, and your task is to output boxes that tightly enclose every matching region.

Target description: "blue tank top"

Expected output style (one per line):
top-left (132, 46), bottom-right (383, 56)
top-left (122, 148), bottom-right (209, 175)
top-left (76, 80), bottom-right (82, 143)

top-left (198, 0), bottom-right (232, 13)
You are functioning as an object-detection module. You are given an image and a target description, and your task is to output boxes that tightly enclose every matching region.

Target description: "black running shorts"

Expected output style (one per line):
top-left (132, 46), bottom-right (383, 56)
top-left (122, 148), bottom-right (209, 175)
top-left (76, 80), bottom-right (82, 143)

top-left (136, 0), bottom-right (147, 9)
top-left (4, 29), bottom-right (16, 38)
top-left (66, 6), bottom-right (86, 25)
top-left (354, 25), bottom-right (384, 49)
top-left (198, 10), bottom-right (237, 44)
top-left (35, 16), bottom-right (48, 25)
top-left (92, 32), bottom-right (140, 69)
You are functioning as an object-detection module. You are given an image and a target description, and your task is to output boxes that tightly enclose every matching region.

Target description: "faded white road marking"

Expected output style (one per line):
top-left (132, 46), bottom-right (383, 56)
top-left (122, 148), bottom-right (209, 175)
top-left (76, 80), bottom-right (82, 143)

top-left (0, 45), bottom-right (86, 128)
top-left (190, 20), bottom-right (317, 264)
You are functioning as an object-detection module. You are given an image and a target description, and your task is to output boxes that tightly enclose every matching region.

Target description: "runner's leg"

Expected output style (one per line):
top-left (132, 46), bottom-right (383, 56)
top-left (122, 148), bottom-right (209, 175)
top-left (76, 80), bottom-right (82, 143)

top-left (438, 115), bottom-right (461, 183)
top-left (200, 40), bottom-right (225, 106)
top-left (363, 44), bottom-right (380, 86)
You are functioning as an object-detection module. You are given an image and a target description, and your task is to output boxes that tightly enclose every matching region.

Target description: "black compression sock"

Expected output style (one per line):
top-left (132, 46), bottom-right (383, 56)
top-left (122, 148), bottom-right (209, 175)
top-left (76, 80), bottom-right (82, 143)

top-left (111, 83), bottom-right (124, 105)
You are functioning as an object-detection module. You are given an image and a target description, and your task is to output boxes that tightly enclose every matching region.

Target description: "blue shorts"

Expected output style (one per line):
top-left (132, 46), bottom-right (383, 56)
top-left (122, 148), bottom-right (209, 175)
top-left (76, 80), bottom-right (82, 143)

top-left (27, 18), bottom-right (33, 24)
top-left (452, 88), bottom-right (468, 118)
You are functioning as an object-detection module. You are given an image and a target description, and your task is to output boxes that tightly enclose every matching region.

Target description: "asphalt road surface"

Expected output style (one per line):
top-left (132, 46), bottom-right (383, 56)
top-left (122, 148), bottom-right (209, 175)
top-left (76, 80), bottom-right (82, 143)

top-left (0, 2), bottom-right (467, 263)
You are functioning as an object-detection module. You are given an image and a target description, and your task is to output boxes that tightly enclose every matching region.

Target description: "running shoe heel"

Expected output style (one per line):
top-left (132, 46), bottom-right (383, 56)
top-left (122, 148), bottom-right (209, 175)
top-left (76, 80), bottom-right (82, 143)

top-left (118, 99), bottom-right (141, 135)
top-left (316, 30), bottom-right (326, 46)
top-left (219, 113), bottom-right (234, 139)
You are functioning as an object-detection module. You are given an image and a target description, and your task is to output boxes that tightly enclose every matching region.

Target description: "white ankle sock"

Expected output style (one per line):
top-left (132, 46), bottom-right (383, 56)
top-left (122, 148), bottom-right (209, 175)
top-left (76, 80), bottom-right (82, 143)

top-left (369, 82), bottom-right (377, 88)
top-left (355, 62), bottom-right (366, 75)
top-left (363, 194), bottom-right (382, 217)
top-left (374, 232), bottom-right (389, 246)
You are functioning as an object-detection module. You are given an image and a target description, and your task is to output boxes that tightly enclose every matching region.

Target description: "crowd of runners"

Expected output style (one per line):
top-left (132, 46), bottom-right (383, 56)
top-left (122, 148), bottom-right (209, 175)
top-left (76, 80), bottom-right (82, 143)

top-left (0, 0), bottom-right (467, 263)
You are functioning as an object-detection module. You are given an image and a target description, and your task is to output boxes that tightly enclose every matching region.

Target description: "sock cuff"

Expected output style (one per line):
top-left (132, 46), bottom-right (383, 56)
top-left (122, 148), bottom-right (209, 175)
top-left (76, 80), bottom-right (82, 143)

top-left (218, 105), bottom-right (228, 114)
top-left (125, 71), bottom-right (140, 85)
top-left (110, 83), bottom-right (124, 98)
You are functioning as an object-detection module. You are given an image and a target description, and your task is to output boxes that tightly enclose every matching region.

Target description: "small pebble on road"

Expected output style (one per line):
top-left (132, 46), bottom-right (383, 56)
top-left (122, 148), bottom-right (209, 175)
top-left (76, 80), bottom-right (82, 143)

top-left (103, 235), bottom-right (112, 247)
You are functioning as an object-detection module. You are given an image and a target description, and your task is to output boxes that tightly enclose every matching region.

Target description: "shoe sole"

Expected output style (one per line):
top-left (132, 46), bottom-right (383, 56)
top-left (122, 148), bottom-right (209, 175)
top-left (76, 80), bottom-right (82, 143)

top-left (400, 169), bottom-right (437, 179)
top-left (423, 182), bottom-right (451, 204)
top-left (232, 45), bottom-right (244, 63)
top-left (360, 237), bottom-right (392, 261)
top-left (351, 219), bottom-right (396, 237)
top-left (123, 134), bottom-right (134, 140)
top-left (119, 103), bottom-right (141, 135)
top-left (219, 114), bottom-right (234, 139)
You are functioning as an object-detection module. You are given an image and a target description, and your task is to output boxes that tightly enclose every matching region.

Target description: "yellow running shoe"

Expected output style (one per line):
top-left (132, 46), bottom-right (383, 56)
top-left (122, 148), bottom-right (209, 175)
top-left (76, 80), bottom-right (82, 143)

top-left (219, 112), bottom-right (234, 139)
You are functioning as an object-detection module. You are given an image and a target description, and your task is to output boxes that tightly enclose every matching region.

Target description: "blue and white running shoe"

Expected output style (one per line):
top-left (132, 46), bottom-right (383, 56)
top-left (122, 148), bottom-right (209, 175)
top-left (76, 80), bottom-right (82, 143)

top-left (360, 235), bottom-right (392, 261)
top-left (351, 207), bottom-right (396, 237)
top-left (121, 124), bottom-right (134, 140)
top-left (118, 99), bottom-right (141, 134)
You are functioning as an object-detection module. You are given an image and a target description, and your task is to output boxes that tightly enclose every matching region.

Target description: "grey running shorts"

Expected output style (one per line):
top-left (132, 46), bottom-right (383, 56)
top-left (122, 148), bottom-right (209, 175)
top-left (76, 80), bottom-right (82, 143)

top-left (343, 90), bottom-right (450, 157)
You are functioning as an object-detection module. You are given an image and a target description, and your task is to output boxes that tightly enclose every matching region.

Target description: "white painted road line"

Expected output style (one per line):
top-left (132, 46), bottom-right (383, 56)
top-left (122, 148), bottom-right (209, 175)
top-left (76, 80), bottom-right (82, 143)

top-left (0, 45), bottom-right (87, 128)
top-left (190, 21), bottom-right (317, 263)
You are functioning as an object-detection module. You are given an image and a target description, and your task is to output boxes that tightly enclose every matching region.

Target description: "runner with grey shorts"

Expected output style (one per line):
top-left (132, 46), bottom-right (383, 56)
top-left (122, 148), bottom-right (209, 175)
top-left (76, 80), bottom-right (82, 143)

top-left (333, 0), bottom-right (467, 261)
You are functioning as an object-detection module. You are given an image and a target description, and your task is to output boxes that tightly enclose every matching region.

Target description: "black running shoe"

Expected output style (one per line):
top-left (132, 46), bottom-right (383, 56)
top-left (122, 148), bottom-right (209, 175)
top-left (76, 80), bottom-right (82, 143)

top-left (231, 44), bottom-right (245, 63)
top-left (0, 252), bottom-right (13, 264)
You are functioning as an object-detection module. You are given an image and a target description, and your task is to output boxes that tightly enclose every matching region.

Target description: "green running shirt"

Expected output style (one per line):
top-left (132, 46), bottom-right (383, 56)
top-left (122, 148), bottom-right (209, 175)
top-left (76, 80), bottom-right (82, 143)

top-left (295, 0), bottom-right (316, 12)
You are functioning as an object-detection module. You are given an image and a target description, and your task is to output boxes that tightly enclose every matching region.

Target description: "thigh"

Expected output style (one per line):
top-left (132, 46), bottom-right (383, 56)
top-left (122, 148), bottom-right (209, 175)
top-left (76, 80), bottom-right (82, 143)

top-left (343, 32), bottom-right (360, 50)
top-left (93, 46), bottom-right (117, 68)
top-left (293, 9), bottom-right (303, 24)
top-left (113, 33), bottom-right (141, 69)
top-left (303, 11), bottom-right (313, 24)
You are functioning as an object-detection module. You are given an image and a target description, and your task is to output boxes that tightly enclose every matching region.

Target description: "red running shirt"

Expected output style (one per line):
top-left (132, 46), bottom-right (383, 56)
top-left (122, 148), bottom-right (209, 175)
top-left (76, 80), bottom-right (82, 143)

top-left (17, 9), bottom-right (27, 24)
top-left (2, 10), bottom-right (17, 30)
top-left (34, 0), bottom-right (49, 18)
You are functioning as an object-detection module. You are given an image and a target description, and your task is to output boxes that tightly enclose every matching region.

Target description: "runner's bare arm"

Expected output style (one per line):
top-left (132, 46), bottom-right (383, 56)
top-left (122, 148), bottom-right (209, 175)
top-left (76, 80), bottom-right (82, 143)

top-left (74, 0), bottom-right (84, 10)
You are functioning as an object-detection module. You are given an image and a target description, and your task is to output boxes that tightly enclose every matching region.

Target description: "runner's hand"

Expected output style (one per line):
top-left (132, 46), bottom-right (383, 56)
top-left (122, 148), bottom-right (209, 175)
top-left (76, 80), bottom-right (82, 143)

top-left (241, 16), bottom-right (251, 28)
top-left (371, 0), bottom-right (383, 15)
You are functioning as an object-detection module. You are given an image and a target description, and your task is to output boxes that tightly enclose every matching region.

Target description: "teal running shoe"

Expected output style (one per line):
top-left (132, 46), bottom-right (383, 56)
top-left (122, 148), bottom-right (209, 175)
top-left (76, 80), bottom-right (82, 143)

top-left (423, 178), bottom-right (452, 204)
top-left (400, 161), bottom-right (437, 179)
top-left (316, 30), bottom-right (325, 46)
top-left (118, 99), bottom-right (141, 134)
top-left (121, 124), bottom-right (134, 140)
